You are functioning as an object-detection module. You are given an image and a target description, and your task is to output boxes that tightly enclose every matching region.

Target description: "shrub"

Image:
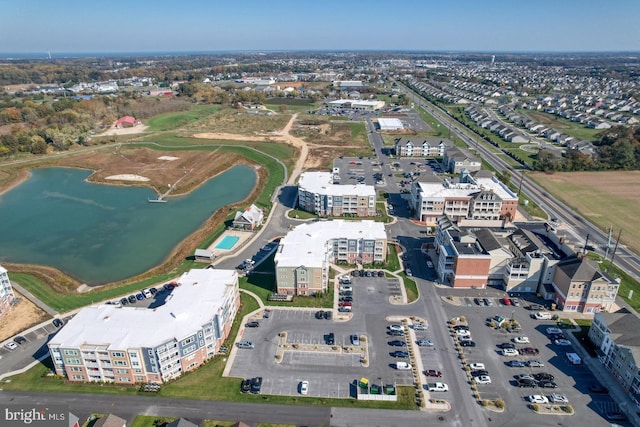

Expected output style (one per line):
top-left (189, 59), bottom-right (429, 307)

top-left (561, 405), bottom-right (574, 414)
top-left (494, 399), bottom-right (505, 409)
top-left (531, 403), bottom-right (539, 412)
top-left (480, 400), bottom-right (489, 407)
top-left (459, 316), bottom-right (466, 323)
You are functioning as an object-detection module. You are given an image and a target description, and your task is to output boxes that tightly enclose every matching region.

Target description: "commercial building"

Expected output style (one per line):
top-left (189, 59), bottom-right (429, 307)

top-left (394, 137), bottom-right (453, 158)
top-left (589, 309), bottom-right (640, 407)
top-left (275, 220), bottom-right (387, 296)
top-left (48, 269), bottom-right (240, 384)
top-left (297, 171), bottom-right (376, 217)
top-left (0, 265), bottom-right (16, 321)
top-left (327, 99), bottom-right (385, 111)
top-left (410, 171), bottom-right (518, 225)
top-left (378, 118), bottom-right (404, 131)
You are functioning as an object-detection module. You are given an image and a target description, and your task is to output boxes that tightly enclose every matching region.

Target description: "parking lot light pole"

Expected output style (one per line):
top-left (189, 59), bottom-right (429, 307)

top-left (511, 309), bottom-right (515, 322)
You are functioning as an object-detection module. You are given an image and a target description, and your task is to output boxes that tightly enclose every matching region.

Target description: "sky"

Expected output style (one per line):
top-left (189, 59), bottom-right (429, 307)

top-left (1, 0), bottom-right (639, 54)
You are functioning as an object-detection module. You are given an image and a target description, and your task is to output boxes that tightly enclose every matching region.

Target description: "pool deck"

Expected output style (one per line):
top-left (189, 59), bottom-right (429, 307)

top-left (208, 229), bottom-right (254, 258)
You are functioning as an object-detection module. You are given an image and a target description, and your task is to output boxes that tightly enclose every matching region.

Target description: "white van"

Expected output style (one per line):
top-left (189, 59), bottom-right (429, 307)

top-left (566, 352), bottom-right (581, 365)
top-left (534, 312), bottom-right (552, 320)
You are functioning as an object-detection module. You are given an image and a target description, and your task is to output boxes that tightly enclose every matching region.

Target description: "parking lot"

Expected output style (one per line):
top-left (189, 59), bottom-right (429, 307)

top-left (442, 293), bottom-right (623, 424)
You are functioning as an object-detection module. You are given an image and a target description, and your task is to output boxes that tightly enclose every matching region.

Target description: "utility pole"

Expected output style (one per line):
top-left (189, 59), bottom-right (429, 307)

top-left (607, 229), bottom-right (623, 273)
top-left (517, 169), bottom-right (524, 196)
top-left (604, 226), bottom-right (613, 261)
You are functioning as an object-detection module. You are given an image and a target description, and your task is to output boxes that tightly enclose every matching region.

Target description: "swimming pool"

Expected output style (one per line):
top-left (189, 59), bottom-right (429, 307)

top-left (215, 235), bottom-right (240, 250)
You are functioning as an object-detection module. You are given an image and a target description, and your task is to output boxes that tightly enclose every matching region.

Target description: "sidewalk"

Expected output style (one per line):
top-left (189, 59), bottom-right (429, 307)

top-left (10, 281), bottom-right (58, 316)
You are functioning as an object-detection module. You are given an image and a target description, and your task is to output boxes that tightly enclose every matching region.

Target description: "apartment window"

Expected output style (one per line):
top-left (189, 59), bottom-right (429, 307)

top-left (134, 369), bottom-right (142, 373)
top-left (112, 352), bottom-right (125, 358)
top-left (70, 367), bottom-right (82, 372)
top-left (72, 375), bottom-right (84, 380)
top-left (135, 376), bottom-right (145, 382)
top-left (114, 360), bottom-right (128, 367)
top-left (63, 350), bottom-right (78, 356)
top-left (66, 358), bottom-right (81, 365)
top-left (132, 361), bottom-right (140, 367)
top-left (182, 337), bottom-right (195, 346)
top-left (118, 377), bottom-right (130, 382)
top-left (116, 369), bottom-right (129, 374)
top-left (183, 344), bottom-right (196, 355)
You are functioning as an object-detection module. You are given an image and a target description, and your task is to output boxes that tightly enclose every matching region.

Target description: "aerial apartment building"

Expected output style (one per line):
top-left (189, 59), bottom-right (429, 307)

top-left (410, 170), bottom-right (518, 225)
top-left (297, 171), bottom-right (376, 217)
top-left (0, 265), bottom-right (16, 321)
top-left (275, 220), bottom-right (387, 296)
top-left (48, 269), bottom-right (239, 384)
top-left (394, 137), bottom-right (453, 158)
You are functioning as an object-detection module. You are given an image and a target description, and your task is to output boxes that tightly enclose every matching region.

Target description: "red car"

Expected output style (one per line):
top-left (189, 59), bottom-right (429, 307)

top-left (425, 369), bottom-right (442, 377)
top-left (518, 347), bottom-right (540, 355)
top-left (501, 297), bottom-right (512, 305)
top-left (338, 301), bottom-right (352, 307)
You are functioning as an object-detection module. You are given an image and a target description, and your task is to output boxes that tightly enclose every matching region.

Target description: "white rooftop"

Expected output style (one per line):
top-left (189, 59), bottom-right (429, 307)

top-left (49, 269), bottom-right (237, 350)
top-left (299, 171), bottom-right (375, 197)
top-left (416, 176), bottom-right (517, 201)
top-left (378, 118), bottom-right (404, 130)
top-left (328, 99), bottom-right (384, 107)
top-left (275, 220), bottom-right (386, 269)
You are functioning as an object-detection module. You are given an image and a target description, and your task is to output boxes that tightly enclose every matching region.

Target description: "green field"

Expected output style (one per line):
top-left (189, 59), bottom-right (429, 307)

top-left (146, 105), bottom-right (221, 131)
top-left (521, 110), bottom-right (602, 142)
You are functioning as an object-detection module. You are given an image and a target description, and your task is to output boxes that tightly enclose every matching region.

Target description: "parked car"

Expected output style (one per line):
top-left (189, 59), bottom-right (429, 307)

top-left (413, 322), bottom-right (428, 331)
top-left (13, 336), bottom-right (26, 345)
top-left (527, 360), bottom-right (545, 368)
top-left (473, 375), bottom-right (492, 384)
top-left (339, 296), bottom-right (353, 302)
top-left (251, 376), bottom-right (263, 394)
top-left (394, 362), bottom-right (412, 370)
top-left (474, 297), bottom-right (485, 306)
top-left (416, 339), bottom-right (434, 347)
top-left (554, 339), bottom-right (572, 346)
top-left (538, 381), bottom-right (558, 388)
top-left (589, 383), bottom-right (609, 393)
top-left (350, 334), bottom-right (360, 346)
top-left (502, 348), bottom-right (519, 356)
top-left (527, 395), bottom-right (549, 404)
top-left (245, 321), bottom-right (260, 328)
top-left (388, 329), bottom-right (404, 336)
top-left (324, 311), bottom-right (332, 320)
top-left (241, 378), bottom-right (252, 393)
top-left (472, 369), bottom-right (489, 377)
top-left (390, 350), bottom-right (409, 358)
top-left (388, 324), bottom-right (404, 332)
top-left (528, 304), bottom-right (545, 311)
top-left (498, 342), bottom-right (516, 349)
top-left (327, 333), bottom-right (335, 345)
top-left (518, 378), bottom-right (537, 388)
top-left (516, 373), bottom-right (535, 381)
top-left (605, 411), bottom-right (627, 421)
top-left (460, 340), bottom-right (476, 347)
top-left (339, 285), bottom-right (352, 292)
top-left (511, 298), bottom-right (520, 306)
top-left (425, 369), bottom-right (442, 377)
top-left (469, 363), bottom-right (485, 370)
top-left (236, 340), bottom-right (254, 349)
top-left (506, 360), bottom-right (527, 367)
top-left (388, 340), bottom-right (407, 347)
top-left (549, 393), bottom-right (568, 404)
top-left (534, 373), bottom-right (555, 381)
top-left (501, 297), bottom-right (511, 305)
top-left (338, 307), bottom-right (352, 313)
top-left (546, 327), bottom-right (563, 335)
top-left (299, 380), bottom-right (309, 395)
top-left (128, 295), bottom-right (137, 303)
top-left (453, 325), bottom-right (469, 331)
top-left (518, 347), bottom-right (540, 355)
top-left (455, 329), bottom-right (471, 337)
top-left (4, 341), bottom-right (17, 350)
top-left (52, 318), bottom-right (64, 328)
top-left (135, 293), bottom-right (144, 301)
top-left (533, 311), bottom-right (552, 320)
top-left (315, 310), bottom-right (324, 319)
top-left (512, 336), bottom-right (530, 344)
top-left (338, 301), bottom-right (352, 307)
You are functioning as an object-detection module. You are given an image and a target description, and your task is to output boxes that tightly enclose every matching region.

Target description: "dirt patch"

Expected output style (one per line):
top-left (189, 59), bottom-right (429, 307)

top-left (0, 292), bottom-right (50, 341)
top-left (98, 124), bottom-right (149, 137)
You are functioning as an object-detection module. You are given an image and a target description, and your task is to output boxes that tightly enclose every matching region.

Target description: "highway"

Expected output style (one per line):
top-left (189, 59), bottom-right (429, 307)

top-left (397, 79), bottom-right (640, 282)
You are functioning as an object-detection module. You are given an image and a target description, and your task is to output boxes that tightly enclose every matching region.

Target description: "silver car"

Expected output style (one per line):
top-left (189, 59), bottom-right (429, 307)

top-left (236, 340), bottom-right (254, 349)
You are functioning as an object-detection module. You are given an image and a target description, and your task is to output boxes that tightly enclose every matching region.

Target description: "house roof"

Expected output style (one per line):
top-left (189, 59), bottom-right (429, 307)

top-left (93, 414), bottom-right (127, 427)
top-left (556, 256), bottom-right (605, 282)
top-left (474, 229), bottom-right (503, 252)
top-left (596, 308), bottom-right (640, 360)
top-left (167, 418), bottom-right (199, 427)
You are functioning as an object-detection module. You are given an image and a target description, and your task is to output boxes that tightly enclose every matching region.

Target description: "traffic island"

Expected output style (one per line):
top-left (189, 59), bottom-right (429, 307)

top-left (530, 403), bottom-right (575, 416)
top-left (274, 331), bottom-right (369, 367)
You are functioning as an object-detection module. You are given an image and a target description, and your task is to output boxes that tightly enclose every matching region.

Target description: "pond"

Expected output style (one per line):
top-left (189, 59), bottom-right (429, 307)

top-left (0, 165), bottom-right (256, 285)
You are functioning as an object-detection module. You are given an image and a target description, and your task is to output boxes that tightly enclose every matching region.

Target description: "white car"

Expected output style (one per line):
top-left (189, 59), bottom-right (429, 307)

top-left (550, 393), bottom-right (568, 404)
top-left (513, 336), bottom-right (530, 344)
top-left (527, 395), bottom-right (549, 404)
top-left (554, 339), bottom-right (572, 346)
top-left (527, 360), bottom-right (545, 368)
top-left (546, 327), bottom-right (562, 335)
top-left (395, 361), bottom-right (412, 370)
top-left (339, 285), bottom-right (353, 292)
top-left (416, 339), bottom-right (434, 347)
top-left (388, 324), bottom-right (404, 332)
top-left (534, 312), bottom-right (552, 320)
top-left (502, 348), bottom-right (519, 357)
top-left (300, 380), bottom-right (309, 395)
top-left (4, 341), bottom-right (17, 350)
top-left (412, 322), bottom-right (428, 331)
top-left (469, 363), bottom-right (485, 370)
top-left (473, 375), bottom-right (492, 384)
top-left (426, 260), bottom-right (434, 268)
top-left (458, 335), bottom-right (473, 342)
top-left (455, 329), bottom-right (471, 337)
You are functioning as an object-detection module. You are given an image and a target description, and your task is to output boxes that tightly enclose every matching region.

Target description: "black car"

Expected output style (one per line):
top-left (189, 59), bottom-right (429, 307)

top-left (315, 310), bottom-right (324, 319)
top-left (245, 321), bottom-right (260, 328)
top-left (498, 342), bottom-right (516, 349)
top-left (327, 333), bottom-right (335, 345)
top-left (241, 378), bottom-right (252, 393)
top-left (323, 311), bottom-right (332, 320)
top-left (13, 336), bottom-right (27, 345)
top-left (548, 333), bottom-right (565, 341)
top-left (589, 382), bottom-right (609, 393)
top-left (128, 295), bottom-right (137, 303)
top-left (460, 340), bottom-right (476, 347)
top-left (377, 271), bottom-right (385, 277)
top-left (52, 318), bottom-right (64, 328)
top-left (453, 325), bottom-right (469, 331)
top-left (533, 373), bottom-right (555, 382)
top-left (149, 287), bottom-right (158, 295)
top-left (507, 360), bottom-right (527, 367)
top-left (518, 378), bottom-right (537, 388)
top-left (605, 411), bottom-right (627, 421)
top-left (390, 350), bottom-right (409, 358)
top-left (120, 297), bottom-right (129, 306)
top-left (538, 381), bottom-right (558, 388)
top-left (388, 340), bottom-right (407, 347)
top-left (472, 369), bottom-right (489, 377)
top-left (339, 296), bottom-right (353, 302)
top-left (251, 377), bottom-right (263, 394)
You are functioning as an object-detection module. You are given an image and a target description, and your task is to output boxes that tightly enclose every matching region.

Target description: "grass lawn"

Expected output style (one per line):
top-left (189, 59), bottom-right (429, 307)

top-left (287, 209), bottom-right (317, 220)
top-left (523, 110), bottom-right (601, 142)
top-left (130, 416), bottom-right (176, 427)
top-left (386, 244), bottom-right (401, 272)
top-left (146, 105), bottom-right (221, 131)
top-left (400, 273), bottom-right (419, 303)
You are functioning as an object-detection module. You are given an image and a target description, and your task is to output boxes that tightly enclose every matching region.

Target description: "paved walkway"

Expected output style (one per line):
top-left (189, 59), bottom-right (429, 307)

top-left (10, 281), bottom-right (58, 316)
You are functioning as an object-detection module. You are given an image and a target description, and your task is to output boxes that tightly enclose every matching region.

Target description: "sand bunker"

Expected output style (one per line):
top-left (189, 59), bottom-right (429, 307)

top-left (158, 156), bottom-right (180, 161)
top-left (105, 174), bottom-right (150, 182)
